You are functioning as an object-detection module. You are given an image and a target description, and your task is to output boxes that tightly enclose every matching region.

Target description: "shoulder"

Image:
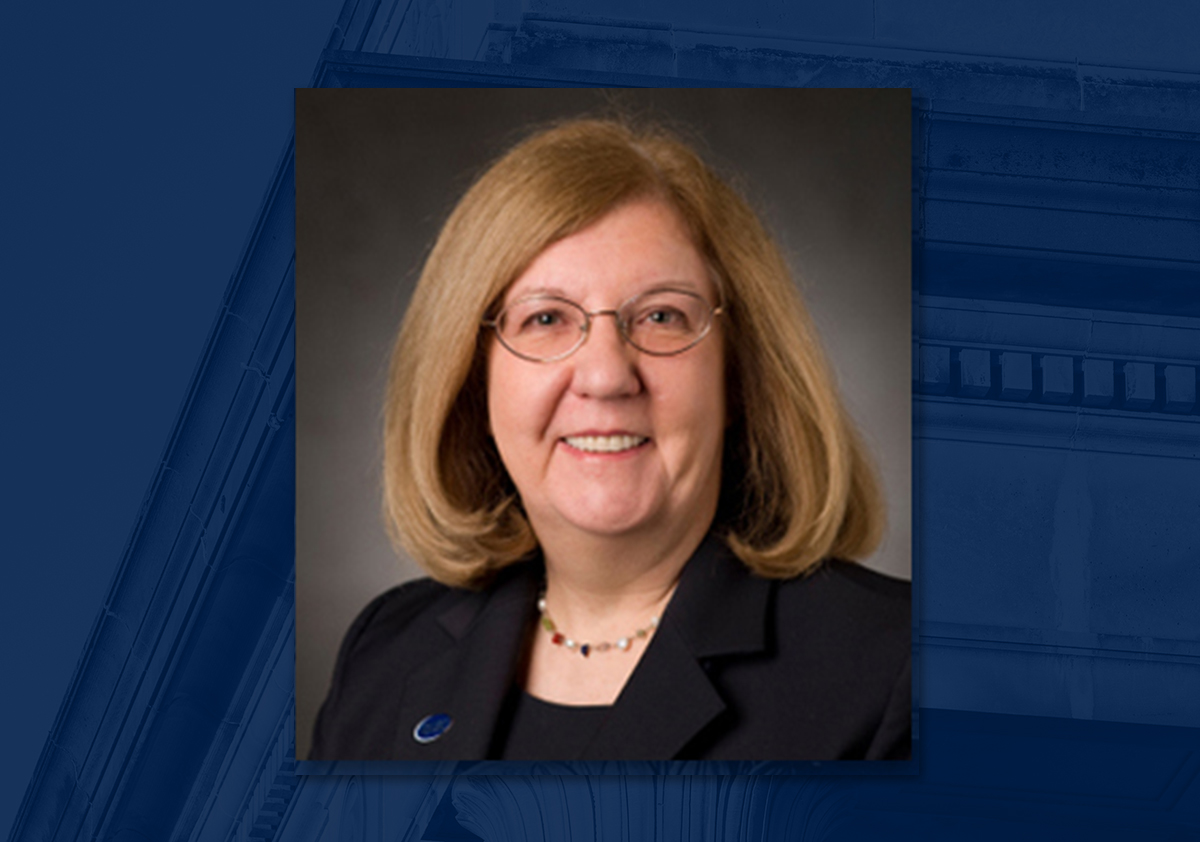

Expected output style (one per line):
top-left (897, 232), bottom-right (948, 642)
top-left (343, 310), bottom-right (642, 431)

top-left (778, 559), bottom-right (910, 628)
top-left (773, 559), bottom-right (910, 668)
top-left (311, 564), bottom-right (539, 760)
top-left (332, 577), bottom-right (464, 676)
top-left (677, 550), bottom-right (911, 760)
top-left (346, 577), bottom-right (453, 642)
top-left (309, 577), bottom-right (463, 759)
top-left (789, 557), bottom-right (910, 598)
top-left (774, 559), bottom-right (910, 758)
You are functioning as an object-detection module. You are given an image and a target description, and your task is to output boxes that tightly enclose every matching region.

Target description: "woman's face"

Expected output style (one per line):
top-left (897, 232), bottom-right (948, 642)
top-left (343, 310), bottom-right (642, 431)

top-left (487, 198), bottom-right (726, 544)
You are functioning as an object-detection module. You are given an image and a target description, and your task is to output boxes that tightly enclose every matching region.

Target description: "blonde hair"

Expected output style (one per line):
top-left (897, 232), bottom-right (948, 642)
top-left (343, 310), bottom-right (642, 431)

top-left (384, 118), bottom-right (884, 588)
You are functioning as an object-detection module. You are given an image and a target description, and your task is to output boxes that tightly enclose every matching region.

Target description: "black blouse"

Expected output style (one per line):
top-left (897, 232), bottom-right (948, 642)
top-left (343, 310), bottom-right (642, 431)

top-left (495, 688), bottom-right (612, 760)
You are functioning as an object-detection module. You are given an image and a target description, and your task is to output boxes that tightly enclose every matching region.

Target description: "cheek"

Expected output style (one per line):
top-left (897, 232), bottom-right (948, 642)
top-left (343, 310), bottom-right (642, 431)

top-left (486, 353), bottom-right (566, 447)
top-left (692, 392), bottom-right (727, 466)
top-left (690, 359), bottom-right (727, 466)
top-left (486, 355), bottom-right (522, 449)
top-left (649, 357), bottom-right (726, 452)
top-left (682, 349), bottom-right (726, 427)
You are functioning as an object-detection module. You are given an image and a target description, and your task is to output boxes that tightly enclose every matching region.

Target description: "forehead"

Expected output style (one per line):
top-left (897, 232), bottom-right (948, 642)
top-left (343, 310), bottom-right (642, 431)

top-left (504, 199), bottom-right (713, 303)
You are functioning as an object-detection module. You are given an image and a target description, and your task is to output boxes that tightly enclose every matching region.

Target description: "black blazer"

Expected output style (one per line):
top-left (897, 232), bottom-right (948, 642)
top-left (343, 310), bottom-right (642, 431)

top-left (311, 536), bottom-right (911, 761)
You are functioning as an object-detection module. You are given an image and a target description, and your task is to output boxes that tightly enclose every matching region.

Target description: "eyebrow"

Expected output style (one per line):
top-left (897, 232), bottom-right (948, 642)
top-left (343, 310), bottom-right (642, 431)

top-left (507, 284), bottom-right (572, 300)
top-left (506, 280), bottom-right (708, 302)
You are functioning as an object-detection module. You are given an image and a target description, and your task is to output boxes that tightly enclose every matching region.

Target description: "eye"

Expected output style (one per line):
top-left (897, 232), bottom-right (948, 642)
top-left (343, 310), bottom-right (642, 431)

top-left (636, 305), bottom-right (690, 331)
top-left (646, 308), bottom-right (683, 325)
top-left (506, 302), bottom-right (578, 336)
top-left (524, 309), bottom-right (564, 329)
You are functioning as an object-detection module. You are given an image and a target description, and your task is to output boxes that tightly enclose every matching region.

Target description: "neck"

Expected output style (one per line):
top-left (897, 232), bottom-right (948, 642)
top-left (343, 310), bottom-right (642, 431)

top-left (533, 515), bottom-right (712, 633)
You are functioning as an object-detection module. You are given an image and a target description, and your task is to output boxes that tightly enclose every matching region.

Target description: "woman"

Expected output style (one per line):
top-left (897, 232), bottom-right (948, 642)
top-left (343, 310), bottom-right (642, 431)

top-left (310, 118), bottom-right (910, 761)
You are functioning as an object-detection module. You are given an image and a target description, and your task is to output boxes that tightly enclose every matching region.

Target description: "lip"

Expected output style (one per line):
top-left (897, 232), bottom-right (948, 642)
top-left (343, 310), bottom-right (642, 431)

top-left (564, 429), bottom-right (648, 438)
top-left (559, 430), bottom-right (651, 458)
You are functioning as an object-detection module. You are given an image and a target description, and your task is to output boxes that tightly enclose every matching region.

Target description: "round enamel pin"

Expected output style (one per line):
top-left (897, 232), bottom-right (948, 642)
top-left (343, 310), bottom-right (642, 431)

top-left (413, 713), bottom-right (453, 744)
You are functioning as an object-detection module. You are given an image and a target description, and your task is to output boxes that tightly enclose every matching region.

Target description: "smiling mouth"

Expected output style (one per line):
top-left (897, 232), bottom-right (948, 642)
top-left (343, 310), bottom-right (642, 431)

top-left (563, 434), bottom-right (649, 453)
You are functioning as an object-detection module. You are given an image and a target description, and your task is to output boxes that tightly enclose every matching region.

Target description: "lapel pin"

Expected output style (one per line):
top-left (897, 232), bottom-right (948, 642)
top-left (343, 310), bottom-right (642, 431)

top-left (413, 713), bottom-right (453, 744)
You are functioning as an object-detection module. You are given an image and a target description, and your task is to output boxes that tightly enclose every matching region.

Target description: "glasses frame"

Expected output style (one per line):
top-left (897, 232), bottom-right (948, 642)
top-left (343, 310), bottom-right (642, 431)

top-left (483, 287), bottom-right (725, 363)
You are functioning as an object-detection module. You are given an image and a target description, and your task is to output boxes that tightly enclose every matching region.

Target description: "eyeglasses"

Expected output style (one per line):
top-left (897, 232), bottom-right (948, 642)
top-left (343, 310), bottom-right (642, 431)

top-left (484, 288), bottom-right (724, 363)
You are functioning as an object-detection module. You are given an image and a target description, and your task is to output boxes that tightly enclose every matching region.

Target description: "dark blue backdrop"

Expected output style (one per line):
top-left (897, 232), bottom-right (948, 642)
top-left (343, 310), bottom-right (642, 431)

top-left (4, 1), bottom-right (1199, 840)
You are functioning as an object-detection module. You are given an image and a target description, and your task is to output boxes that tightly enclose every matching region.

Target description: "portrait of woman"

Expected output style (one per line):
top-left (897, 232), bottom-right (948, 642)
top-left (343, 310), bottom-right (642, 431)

top-left (297, 90), bottom-right (911, 763)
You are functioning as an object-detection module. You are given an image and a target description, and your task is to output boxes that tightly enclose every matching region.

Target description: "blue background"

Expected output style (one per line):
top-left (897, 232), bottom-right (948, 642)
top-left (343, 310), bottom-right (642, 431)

top-left (4, 1), bottom-right (1199, 840)
top-left (1, 0), bottom-right (341, 833)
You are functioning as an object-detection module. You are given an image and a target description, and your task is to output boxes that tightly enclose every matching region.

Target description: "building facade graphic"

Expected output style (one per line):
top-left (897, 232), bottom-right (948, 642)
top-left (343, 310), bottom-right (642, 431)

top-left (9, 2), bottom-right (1200, 840)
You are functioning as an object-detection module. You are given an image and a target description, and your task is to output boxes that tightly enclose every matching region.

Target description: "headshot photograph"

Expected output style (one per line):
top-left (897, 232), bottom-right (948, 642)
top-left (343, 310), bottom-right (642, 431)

top-left (295, 88), bottom-right (912, 764)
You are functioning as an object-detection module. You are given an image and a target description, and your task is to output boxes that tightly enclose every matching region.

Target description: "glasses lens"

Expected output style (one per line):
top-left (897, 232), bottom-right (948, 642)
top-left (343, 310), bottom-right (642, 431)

top-left (621, 290), bottom-right (714, 354)
top-left (497, 296), bottom-right (587, 360)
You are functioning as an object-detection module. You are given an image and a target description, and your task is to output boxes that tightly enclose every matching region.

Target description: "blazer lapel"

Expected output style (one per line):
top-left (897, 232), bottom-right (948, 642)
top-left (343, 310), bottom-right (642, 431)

top-left (387, 537), bottom-right (770, 761)
top-left (390, 563), bottom-right (540, 760)
top-left (585, 536), bottom-right (772, 760)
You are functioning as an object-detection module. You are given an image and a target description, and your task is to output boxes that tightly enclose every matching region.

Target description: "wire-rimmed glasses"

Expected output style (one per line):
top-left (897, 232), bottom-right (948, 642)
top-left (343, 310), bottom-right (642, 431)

top-left (484, 288), bottom-right (724, 363)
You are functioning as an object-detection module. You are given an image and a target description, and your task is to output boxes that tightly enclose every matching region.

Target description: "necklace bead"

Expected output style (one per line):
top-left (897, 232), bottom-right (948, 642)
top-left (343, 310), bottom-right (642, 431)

top-left (537, 589), bottom-right (659, 658)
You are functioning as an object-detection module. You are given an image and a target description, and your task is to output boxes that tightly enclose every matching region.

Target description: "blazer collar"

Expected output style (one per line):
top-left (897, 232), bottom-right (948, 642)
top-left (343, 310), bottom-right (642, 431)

top-left (662, 533), bottom-right (771, 658)
top-left (390, 562), bottom-right (541, 760)
top-left (390, 535), bottom-right (772, 760)
top-left (584, 534), bottom-right (771, 759)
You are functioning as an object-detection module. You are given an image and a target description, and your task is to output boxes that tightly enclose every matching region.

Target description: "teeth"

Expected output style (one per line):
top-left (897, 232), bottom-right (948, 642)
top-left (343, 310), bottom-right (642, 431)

top-left (564, 435), bottom-right (647, 453)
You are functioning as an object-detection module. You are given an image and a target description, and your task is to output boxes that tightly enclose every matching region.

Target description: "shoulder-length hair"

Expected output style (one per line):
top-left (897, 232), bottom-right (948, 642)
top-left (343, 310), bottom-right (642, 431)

top-left (384, 118), bottom-right (884, 588)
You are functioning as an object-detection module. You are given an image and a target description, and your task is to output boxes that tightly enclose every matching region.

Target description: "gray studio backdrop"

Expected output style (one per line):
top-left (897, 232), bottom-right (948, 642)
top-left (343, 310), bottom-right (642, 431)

top-left (295, 88), bottom-right (911, 758)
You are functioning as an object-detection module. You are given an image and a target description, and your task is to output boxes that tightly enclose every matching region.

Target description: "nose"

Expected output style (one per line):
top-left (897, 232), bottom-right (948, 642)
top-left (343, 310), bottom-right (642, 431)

top-left (569, 312), bottom-right (642, 398)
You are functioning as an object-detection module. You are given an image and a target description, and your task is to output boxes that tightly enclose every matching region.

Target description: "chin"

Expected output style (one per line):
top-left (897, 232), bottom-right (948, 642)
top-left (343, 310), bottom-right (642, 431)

top-left (563, 509), bottom-right (657, 537)
top-left (553, 492), bottom-right (662, 537)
